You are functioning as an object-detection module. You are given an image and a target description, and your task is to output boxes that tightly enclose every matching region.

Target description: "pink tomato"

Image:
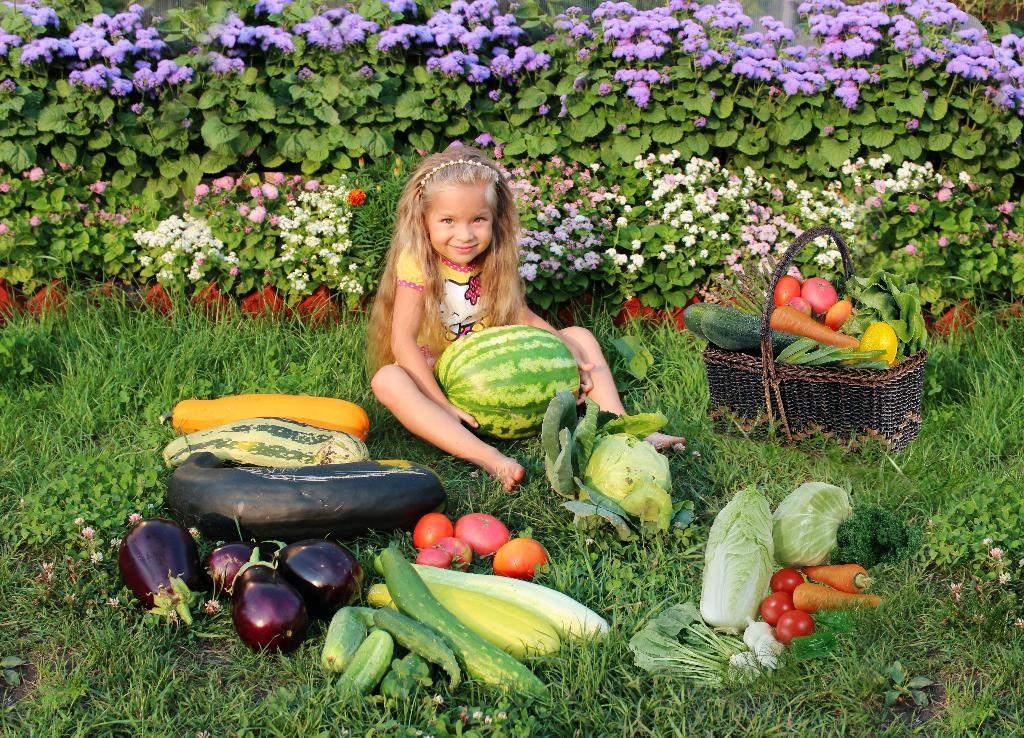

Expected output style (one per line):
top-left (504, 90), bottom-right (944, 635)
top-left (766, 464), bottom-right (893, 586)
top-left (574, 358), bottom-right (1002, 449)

top-left (415, 547), bottom-right (453, 569)
top-left (801, 278), bottom-right (838, 314)
top-left (787, 296), bottom-right (812, 315)
top-left (453, 513), bottom-right (511, 557)
top-left (433, 537), bottom-right (473, 570)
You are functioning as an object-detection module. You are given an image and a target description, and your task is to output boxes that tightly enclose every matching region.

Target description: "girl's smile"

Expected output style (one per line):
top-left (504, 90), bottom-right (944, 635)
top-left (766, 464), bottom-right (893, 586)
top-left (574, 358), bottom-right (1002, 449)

top-left (424, 183), bottom-right (493, 266)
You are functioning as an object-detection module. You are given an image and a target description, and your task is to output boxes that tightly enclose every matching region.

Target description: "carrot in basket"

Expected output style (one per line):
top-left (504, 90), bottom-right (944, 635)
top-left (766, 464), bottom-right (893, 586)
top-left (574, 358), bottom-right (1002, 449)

top-left (792, 582), bottom-right (881, 612)
top-left (802, 564), bottom-right (872, 594)
top-left (770, 305), bottom-right (860, 349)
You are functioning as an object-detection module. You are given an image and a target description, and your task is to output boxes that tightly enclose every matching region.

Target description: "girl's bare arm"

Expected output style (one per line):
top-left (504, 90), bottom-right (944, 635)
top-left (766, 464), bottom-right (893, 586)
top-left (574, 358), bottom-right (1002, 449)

top-left (391, 286), bottom-right (448, 405)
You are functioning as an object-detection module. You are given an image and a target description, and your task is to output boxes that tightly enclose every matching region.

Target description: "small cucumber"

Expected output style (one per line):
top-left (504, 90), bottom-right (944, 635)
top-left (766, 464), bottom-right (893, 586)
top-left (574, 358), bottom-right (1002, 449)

top-left (378, 547), bottom-right (547, 698)
top-left (688, 303), bottom-right (801, 353)
top-left (372, 608), bottom-right (462, 689)
top-left (338, 628), bottom-right (394, 695)
top-left (321, 608), bottom-right (367, 673)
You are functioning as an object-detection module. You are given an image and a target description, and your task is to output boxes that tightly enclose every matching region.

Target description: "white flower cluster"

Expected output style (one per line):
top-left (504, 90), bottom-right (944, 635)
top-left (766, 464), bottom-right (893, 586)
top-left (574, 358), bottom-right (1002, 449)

top-left (276, 183), bottom-right (362, 296)
top-left (841, 154), bottom-right (946, 194)
top-left (133, 214), bottom-right (239, 285)
top-left (608, 152), bottom-right (863, 290)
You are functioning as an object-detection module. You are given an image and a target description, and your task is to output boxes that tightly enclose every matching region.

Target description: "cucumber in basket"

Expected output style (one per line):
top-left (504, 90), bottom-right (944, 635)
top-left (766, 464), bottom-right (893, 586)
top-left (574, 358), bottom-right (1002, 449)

top-left (683, 303), bottom-right (802, 354)
top-left (162, 417), bottom-right (369, 468)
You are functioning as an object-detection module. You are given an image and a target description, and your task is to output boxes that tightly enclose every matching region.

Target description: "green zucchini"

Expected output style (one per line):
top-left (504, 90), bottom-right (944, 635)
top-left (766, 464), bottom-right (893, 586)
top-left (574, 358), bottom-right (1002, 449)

top-left (322, 608), bottom-right (367, 673)
top-left (372, 608), bottom-right (461, 689)
top-left (338, 628), bottom-right (394, 695)
top-left (378, 547), bottom-right (547, 698)
top-left (163, 417), bottom-right (369, 468)
top-left (684, 303), bottom-right (801, 353)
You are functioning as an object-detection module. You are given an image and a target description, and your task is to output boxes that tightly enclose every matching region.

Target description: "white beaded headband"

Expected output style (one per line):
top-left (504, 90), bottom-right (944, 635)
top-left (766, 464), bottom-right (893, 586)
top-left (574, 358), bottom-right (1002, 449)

top-left (416, 159), bottom-right (498, 196)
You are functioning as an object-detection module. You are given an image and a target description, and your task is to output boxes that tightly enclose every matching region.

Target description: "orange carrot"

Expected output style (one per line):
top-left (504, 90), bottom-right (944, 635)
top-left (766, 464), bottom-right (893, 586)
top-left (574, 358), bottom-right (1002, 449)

top-left (770, 305), bottom-right (860, 348)
top-left (802, 564), bottom-right (872, 594)
top-left (792, 582), bottom-right (881, 612)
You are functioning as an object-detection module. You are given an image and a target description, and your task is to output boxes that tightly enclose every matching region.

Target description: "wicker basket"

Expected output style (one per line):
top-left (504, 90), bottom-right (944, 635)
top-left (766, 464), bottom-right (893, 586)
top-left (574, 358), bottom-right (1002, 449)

top-left (702, 225), bottom-right (927, 453)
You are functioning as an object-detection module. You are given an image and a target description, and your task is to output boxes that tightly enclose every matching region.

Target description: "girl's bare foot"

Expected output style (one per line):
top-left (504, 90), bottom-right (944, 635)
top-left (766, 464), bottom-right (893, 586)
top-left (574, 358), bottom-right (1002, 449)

top-left (479, 452), bottom-right (526, 492)
top-left (645, 432), bottom-right (687, 452)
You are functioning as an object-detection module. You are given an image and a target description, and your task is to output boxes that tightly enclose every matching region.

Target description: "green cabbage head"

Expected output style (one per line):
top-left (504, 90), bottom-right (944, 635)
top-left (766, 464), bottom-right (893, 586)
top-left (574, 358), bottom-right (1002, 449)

top-left (772, 482), bottom-right (853, 567)
top-left (583, 433), bottom-right (671, 502)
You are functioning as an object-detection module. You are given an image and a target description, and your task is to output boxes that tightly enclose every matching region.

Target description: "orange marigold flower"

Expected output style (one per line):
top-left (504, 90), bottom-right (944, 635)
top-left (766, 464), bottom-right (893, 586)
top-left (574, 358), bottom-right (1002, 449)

top-left (347, 189), bottom-right (367, 206)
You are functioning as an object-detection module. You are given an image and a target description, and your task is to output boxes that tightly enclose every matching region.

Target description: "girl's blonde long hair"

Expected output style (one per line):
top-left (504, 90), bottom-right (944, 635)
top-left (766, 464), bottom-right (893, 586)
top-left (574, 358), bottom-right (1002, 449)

top-left (366, 146), bottom-right (525, 373)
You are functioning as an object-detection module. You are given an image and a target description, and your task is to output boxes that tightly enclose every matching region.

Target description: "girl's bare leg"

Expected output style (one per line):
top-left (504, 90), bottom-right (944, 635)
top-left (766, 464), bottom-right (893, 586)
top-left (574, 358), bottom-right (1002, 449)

top-left (371, 364), bottom-right (525, 491)
top-left (559, 326), bottom-right (687, 451)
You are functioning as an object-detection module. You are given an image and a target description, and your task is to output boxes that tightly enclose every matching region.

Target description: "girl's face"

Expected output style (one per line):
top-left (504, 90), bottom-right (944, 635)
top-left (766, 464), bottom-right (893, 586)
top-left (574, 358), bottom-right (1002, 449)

top-left (423, 182), bottom-right (494, 266)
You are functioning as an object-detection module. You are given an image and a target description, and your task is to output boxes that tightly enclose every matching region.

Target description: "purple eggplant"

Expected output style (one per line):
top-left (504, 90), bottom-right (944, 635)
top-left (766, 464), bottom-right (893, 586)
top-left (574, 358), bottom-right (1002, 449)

top-left (278, 540), bottom-right (363, 618)
top-left (205, 542), bottom-right (257, 595)
top-left (118, 518), bottom-right (206, 623)
top-left (232, 565), bottom-right (309, 653)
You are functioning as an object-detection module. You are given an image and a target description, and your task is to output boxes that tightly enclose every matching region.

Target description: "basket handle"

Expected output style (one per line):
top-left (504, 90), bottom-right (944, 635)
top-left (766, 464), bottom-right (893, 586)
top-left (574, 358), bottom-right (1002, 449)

top-left (758, 225), bottom-right (855, 439)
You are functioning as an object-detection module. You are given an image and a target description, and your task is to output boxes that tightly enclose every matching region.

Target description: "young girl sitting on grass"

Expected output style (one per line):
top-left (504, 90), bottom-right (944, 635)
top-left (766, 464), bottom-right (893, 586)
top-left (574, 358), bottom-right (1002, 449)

top-left (367, 145), bottom-right (684, 491)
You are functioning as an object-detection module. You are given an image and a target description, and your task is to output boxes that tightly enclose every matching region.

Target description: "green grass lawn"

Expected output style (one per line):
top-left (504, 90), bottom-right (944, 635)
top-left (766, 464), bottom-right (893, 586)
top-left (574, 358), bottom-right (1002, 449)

top-left (1, 296), bottom-right (1023, 737)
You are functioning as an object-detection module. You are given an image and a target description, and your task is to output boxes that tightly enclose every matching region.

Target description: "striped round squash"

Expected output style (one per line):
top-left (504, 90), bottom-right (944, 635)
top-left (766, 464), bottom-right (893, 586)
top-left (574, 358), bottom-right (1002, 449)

top-left (162, 418), bottom-right (369, 468)
top-left (435, 326), bottom-right (580, 439)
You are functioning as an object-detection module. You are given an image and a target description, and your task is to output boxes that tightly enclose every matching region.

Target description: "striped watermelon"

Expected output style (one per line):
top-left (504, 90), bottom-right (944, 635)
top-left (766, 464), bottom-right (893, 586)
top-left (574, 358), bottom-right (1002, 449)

top-left (435, 326), bottom-right (580, 439)
top-left (162, 417), bottom-right (369, 468)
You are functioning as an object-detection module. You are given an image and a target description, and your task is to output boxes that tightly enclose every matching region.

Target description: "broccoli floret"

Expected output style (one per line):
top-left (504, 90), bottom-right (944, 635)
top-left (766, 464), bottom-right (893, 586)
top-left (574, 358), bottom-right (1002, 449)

top-left (832, 504), bottom-right (922, 568)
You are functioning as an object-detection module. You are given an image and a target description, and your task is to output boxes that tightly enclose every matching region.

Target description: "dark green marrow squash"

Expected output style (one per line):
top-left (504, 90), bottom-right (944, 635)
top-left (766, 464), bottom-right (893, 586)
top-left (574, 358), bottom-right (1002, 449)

top-left (167, 453), bottom-right (446, 542)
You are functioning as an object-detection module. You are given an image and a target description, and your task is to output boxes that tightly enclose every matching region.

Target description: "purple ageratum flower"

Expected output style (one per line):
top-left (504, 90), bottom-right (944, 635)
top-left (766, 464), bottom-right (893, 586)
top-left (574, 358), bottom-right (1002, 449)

top-left (208, 51), bottom-right (245, 75)
top-left (133, 59), bottom-right (193, 91)
top-left (0, 78), bottom-right (14, 92)
top-left (519, 262), bottom-right (538, 281)
top-left (376, 23), bottom-right (433, 52)
top-left (488, 89), bottom-right (501, 101)
top-left (296, 9), bottom-right (379, 51)
top-left (999, 201), bottom-right (1016, 215)
top-left (9, 1), bottom-right (59, 28)
top-left (358, 65), bottom-right (374, 78)
top-left (17, 36), bottom-right (76, 64)
top-left (0, 31), bottom-right (22, 56)
top-left (598, 82), bottom-right (612, 95)
top-left (297, 65), bottom-right (314, 80)
top-left (538, 103), bottom-right (550, 114)
top-left (130, 101), bottom-right (143, 114)
top-left (834, 81), bottom-right (860, 109)
top-left (624, 81), bottom-right (651, 108)
top-left (474, 132), bottom-right (494, 146)
top-left (905, 117), bottom-right (919, 130)
top-left (254, 0), bottom-right (293, 15)
top-left (694, 116), bottom-right (707, 127)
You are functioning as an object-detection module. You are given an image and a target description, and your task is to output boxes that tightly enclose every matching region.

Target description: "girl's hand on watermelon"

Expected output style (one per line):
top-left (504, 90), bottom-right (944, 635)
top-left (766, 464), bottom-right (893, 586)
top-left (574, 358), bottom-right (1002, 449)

top-left (561, 337), bottom-right (595, 402)
top-left (445, 402), bottom-right (479, 429)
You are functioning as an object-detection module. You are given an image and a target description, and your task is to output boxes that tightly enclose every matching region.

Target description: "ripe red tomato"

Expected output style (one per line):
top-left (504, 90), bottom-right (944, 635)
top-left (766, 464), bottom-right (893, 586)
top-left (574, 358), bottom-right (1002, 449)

top-left (493, 538), bottom-right (549, 580)
top-left (770, 568), bottom-right (805, 594)
top-left (412, 513), bottom-right (454, 550)
top-left (759, 591), bottom-right (795, 626)
top-left (775, 610), bottom-right (815, 644)
top-left (773, 275), bottom-right (802, 308)
top-left (454, 513), bottom-right (511, 557)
